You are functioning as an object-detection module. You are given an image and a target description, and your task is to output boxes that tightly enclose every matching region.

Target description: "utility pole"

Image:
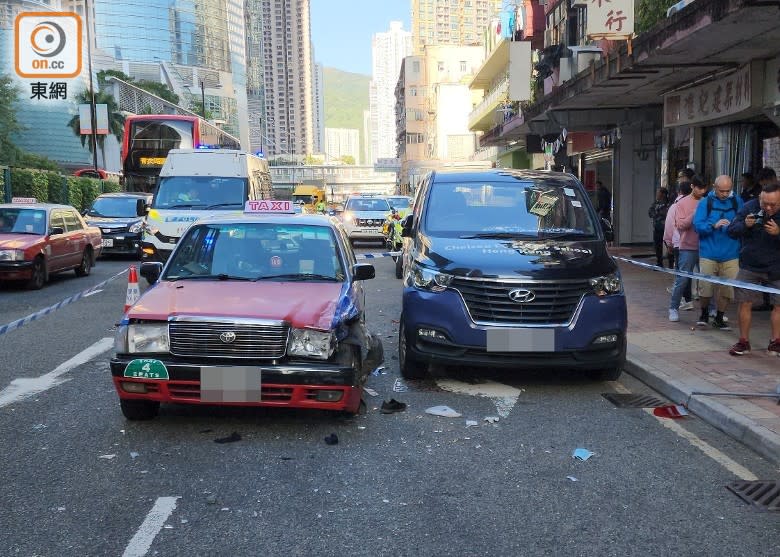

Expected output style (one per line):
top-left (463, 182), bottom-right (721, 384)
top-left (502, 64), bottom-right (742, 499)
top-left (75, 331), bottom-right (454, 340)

top-left (85, 0), bottom-right (99, 173)
top-left (200, 80), bottom-right (206, 119)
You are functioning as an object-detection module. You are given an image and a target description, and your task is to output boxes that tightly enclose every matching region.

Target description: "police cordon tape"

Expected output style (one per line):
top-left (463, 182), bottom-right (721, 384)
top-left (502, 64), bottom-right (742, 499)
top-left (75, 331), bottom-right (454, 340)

top-left (614, 256), bottom-right (780, 296)
top-left (0, 268), bottom-right (128, 337)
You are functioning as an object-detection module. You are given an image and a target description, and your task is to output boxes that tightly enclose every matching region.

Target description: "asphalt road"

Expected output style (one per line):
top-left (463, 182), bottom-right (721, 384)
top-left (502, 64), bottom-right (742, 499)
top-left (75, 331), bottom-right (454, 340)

top-left (1, 249), bottom-right (777, 556)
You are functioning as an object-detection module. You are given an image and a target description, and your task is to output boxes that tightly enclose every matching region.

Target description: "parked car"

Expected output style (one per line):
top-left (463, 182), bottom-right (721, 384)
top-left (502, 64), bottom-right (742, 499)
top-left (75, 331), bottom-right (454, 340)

top-left (110, 204), bottom-right (383, 420)
top-left (0, 202), bottom-right (102, 289)
top-left (398, 169), bottom-right (625, 381)
top-left (341, 195), bottom-right (392, 245)
top-left (84, 192), bottom-right (152, 258)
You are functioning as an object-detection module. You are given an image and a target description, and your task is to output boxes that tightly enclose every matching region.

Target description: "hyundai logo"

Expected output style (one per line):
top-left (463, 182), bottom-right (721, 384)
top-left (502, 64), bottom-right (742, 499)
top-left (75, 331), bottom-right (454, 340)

top-left (219, 331), bottom-right (237, 344)
top-left (508, 288), bottom-right (535, 303)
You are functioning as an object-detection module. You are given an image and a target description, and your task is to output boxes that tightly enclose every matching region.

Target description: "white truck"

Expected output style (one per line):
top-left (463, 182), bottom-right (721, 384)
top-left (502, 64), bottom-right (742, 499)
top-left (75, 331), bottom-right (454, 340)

top-left (139, 149), bottom-right (272, 264)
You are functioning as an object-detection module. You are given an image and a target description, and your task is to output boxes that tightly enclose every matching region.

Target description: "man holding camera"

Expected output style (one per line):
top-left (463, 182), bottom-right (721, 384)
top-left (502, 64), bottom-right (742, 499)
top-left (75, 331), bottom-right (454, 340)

top-left (726, 180), bottom-right (780, 356)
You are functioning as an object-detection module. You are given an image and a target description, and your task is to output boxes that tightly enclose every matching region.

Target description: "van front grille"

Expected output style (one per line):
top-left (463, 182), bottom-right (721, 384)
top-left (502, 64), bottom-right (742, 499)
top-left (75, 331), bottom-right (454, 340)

top-left (449, 278), bottom-right (591, 325)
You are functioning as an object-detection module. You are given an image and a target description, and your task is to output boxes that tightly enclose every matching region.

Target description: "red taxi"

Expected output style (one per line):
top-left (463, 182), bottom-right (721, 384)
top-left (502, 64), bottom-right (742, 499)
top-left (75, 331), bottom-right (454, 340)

top-left (0, 201), bottom-right (103, 289)
top-left (110, 201), bottom-right (383, 420)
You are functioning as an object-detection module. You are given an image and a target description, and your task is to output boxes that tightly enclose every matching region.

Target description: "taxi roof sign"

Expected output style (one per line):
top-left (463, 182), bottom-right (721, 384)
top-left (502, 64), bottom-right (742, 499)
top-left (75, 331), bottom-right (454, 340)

top-left (244, 200), bottom-right (294, 214)
top-left (12, 197), bottom-right (37, 204)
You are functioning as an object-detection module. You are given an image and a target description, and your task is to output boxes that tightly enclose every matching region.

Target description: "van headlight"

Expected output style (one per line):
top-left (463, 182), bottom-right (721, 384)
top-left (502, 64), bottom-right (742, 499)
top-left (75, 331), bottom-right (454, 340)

top-left (127, 323), bottom-right (170, 353)
top-left (410, 261), bottom-right (452, 292)
top-left (128, 222), bottom-right (143, 234)
top-left (287, 328), bottom-right (335, 360)
top-left (590, 273), bottom-right (623, 296)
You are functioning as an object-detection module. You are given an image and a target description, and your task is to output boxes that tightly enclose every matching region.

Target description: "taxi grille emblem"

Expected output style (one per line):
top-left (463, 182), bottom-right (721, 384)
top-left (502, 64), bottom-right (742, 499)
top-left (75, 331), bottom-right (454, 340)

top-left (508, 288), bottom-right (535, 303)
top-left (219, 331), bottom-right (237, 344)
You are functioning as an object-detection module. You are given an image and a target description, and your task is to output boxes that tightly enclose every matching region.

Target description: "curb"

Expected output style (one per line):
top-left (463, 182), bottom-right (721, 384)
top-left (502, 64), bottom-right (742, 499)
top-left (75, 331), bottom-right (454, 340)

top-left (624, 343), bottom-right (780, 466)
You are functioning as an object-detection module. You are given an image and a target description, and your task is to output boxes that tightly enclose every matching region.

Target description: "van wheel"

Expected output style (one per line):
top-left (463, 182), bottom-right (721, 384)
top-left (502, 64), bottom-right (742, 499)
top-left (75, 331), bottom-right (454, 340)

top-left (120, 399), bottom-right (160, 420)
top-left (399, 317), bottom-right (428, 379)
top-left (75, 249), bottom-right (92, 277)
top-left (27, 257), bottom-right (46, 290)
top-left (588, 367), bottom-right (622, 381)
top-left (395, 256), bottom-right (403, 279)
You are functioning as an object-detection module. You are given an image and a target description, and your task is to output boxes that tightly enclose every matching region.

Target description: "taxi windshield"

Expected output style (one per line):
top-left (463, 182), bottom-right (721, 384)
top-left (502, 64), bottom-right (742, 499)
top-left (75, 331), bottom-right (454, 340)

top-left (425, 180), bottom-right (598, 239)
top-left (152, 176), bottom-right (247, 209)
top-left (0, 208), bottom-right (47, 235)
top-left (163, 222), bottom-right (346, 282)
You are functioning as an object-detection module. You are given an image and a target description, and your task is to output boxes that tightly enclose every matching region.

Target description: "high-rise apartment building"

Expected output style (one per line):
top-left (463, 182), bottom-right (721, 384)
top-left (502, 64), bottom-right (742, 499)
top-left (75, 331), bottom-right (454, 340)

top-left (324, 128), bottom-right (360, 163)
top-left (246, 0), bottom-right (314, 157)
top-left (312, 60), bottom-right (325, 154)
top-left (369, 21), bottom-right (411, 163)
top-left (411, 0), bottom-right (503, 54)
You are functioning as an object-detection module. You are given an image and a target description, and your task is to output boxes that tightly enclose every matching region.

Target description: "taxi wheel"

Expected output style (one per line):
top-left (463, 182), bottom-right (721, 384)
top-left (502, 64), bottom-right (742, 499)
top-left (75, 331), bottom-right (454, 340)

top-left (399, 317), bottom-right (428, 379)
top-left (75, 249), bottom-right (92, 277)
top-left (588, 367), bottom-right (622, 381)
top-left (27, 257), bottom-right (46, 290)
top-left (120, 399), bottom-right (160, 420)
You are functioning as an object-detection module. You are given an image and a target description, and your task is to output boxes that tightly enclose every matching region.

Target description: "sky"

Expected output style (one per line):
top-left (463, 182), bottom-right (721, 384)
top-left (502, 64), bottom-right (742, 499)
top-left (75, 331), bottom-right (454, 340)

top-left (310, 0), bottom-right (411, 76)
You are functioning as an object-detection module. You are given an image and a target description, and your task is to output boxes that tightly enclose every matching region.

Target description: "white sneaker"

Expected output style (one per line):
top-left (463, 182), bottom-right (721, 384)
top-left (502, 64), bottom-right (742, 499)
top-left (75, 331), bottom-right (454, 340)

top-left (708, 311), bottom-right (729, 322)
top-left (669, 309), bottom-right (679, 322)
top-left (679, 300), bottom-right (694, 311)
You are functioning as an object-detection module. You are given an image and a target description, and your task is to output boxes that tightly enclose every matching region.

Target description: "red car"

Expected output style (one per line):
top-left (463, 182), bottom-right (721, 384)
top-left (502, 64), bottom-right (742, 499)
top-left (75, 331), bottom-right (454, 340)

top-left (0, 202), bottom-right (103, 289)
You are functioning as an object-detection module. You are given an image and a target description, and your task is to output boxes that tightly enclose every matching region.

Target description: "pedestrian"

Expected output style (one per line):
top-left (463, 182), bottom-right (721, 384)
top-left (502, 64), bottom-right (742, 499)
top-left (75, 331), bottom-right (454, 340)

top-left (669, 176), bottom-right (708, 322)
top-left (648, 187), bottom-right (669, 267)
top-left (671, 168), bottom-right (694, 199)
top-left (693, 175), bottom-right (742, 329)
top-left (754, 167), bottom-right (779, 311)
top-left (663, 181), bottom-right (693, 305)
top-left (739, 172), bottom-right (760, 203)
top-left (725, 182), bottom-right (780, 356)
top-left (596, 181), bottom-right (611, 221)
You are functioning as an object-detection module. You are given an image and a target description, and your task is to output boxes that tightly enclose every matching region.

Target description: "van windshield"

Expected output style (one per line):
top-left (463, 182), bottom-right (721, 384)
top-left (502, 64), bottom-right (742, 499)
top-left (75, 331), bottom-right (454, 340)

top-left (152, 176), bottom-right (247, 209)
top-left (425, 180), bottom-right (598, 239)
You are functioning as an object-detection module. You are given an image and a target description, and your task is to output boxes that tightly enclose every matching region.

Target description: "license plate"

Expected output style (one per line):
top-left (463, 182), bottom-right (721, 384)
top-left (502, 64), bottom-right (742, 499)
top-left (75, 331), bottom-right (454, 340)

top-left (200, 366), bottom-right (262, 402)
top-left (101, 238), bottom-right (113, 247)
top-left (486, 328), bottom-right (555, 352)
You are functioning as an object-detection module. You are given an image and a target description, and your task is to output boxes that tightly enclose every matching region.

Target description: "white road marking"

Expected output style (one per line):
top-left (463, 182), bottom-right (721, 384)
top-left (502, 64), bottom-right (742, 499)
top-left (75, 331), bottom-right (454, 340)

top-left (436, 379), bottom-right (523, 418)
top-left (83, 289), bottom-right (104, 297)
top-left (122, 496), bottom-right (180, 557)
top-left (613, 383), bottom-right (757, 481)
top-left (0, 337), bottom-right (113, 408)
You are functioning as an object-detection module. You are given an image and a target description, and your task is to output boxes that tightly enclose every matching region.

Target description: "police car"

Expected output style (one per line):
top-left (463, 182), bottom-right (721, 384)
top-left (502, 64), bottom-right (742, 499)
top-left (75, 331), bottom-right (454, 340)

top-left (110, 200), bottom-right (383, 420)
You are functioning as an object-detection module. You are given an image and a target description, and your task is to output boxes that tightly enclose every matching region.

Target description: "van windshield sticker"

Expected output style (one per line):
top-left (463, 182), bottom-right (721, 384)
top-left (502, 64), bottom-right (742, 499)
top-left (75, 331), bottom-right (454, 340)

top-left (563, 188), bottom-right (575, 197)
top-left (571, 200), bottom-right (582, 208)
top-left (529, 193), bottom-right (558, 217)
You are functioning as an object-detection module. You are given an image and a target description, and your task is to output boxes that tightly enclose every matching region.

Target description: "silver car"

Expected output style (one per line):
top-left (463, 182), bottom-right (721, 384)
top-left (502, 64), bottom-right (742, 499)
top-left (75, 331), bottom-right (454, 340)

top-left (342, 196), bottom-right (392, 245)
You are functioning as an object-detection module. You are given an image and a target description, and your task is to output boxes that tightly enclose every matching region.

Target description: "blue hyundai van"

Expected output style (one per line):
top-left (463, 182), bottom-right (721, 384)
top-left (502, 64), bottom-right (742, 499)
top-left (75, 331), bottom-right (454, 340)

top-left (398, 169), bottom-right (626, 380)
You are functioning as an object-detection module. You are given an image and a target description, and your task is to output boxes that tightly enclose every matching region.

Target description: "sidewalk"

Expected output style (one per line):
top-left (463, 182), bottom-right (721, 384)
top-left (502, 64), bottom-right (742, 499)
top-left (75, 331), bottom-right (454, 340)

top-left (613, 249), bottom-right (780, 466)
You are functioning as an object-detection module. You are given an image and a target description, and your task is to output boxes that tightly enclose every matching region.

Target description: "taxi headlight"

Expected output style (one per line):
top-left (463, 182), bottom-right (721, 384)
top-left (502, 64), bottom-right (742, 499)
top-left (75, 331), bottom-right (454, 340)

top-left (128, 222), bottom-right (143, 234)
top-left (0, 249), bottom-right (25, 261)
top-left (128, 323), bottom-right (170, 353)
top-left (410, 261), bottom-right (452, 292)
top-left (589, 273), bottom-right (623, 296)
top-left (287, 328), bottom-right (335, 360)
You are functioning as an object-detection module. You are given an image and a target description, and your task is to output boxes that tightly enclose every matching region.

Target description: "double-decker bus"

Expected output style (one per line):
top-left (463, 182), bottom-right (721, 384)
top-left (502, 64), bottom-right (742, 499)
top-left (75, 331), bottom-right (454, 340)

top-left (121, 114), bottom-right (241, 192)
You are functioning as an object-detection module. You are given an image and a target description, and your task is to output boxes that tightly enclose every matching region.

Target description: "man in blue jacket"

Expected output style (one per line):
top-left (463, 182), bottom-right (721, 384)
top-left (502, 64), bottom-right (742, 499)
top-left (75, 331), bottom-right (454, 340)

top-left (693, 175), bottom-right (742, 330)
top-left (726, 181), bottom-right (780, 356)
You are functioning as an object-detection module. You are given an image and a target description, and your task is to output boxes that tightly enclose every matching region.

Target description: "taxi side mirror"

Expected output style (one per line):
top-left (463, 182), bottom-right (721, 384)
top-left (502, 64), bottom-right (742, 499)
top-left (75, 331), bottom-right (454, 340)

top-left (136, 199), bottom-right (148, 217)
top-left (140, 261), bottom-right (163, 284)
top-left (400, 214), bottom-right (414, 238)
top-left (351, 263), bottom-right (375, 281)
top-left (49, 226), bottom-right (64, 236)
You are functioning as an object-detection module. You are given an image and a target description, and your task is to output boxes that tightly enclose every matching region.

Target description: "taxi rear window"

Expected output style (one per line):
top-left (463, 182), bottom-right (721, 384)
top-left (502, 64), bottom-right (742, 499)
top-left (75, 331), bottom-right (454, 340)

top-left (164, 223), bottom-right (345, 282)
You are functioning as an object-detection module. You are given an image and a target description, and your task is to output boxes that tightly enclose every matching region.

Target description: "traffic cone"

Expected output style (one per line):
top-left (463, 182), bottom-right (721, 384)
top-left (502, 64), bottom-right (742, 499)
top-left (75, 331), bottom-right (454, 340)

top-left (124, 265), bottom-right (140, 313)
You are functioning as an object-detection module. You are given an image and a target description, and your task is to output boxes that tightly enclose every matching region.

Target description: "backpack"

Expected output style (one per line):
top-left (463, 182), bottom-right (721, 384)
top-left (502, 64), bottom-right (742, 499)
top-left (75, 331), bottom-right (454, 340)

top-left (706, 195), bottom-right (738, 218)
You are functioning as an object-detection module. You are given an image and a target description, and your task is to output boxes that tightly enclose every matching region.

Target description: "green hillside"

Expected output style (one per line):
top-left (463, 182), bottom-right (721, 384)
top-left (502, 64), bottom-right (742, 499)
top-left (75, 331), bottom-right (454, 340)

top-left (323, 67), bottom-right (370, 163)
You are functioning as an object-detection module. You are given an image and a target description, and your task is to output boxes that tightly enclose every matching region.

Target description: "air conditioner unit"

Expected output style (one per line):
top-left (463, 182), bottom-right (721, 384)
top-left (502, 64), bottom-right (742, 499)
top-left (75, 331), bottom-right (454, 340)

top-left (667, 0), bottom-right (696, 17)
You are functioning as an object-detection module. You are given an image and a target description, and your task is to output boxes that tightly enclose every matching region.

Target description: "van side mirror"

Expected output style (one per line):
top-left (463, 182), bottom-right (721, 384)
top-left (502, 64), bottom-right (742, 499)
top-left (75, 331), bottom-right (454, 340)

top-left (400, 214), bottom-right (414, 238)
top-left (601, 218), bottom-right (614, 242)
top-left (136, 199), bottom-right (148, 217)
top-left (351, 263), bottom-right (375, 281)
top-left (140, 261), bottom-right (163, 284)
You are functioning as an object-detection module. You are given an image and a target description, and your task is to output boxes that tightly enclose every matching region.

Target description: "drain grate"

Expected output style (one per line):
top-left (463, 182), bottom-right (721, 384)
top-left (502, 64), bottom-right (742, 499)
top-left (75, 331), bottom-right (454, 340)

top-left (726, 480), bottom-right (780, 512)
top-left (602, 393), bottom-right (668, 408)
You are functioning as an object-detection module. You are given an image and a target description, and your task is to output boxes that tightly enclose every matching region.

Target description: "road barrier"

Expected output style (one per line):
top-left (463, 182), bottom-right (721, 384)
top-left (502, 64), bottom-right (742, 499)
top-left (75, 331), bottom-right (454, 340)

top-left (355, 251), bottom-right (401, 260)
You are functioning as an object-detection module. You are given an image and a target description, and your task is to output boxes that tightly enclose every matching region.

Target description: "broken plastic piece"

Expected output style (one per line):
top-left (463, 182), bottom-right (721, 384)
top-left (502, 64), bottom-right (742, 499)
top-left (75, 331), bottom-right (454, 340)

top-left (130, 451), bottom-right (139, 459)
top-left (393, 378), bottom-right (408, 392)
top-left (566, 476), bottom-right (578, 482)
top-left (425, 405), bottom-right (462, 418)
top-left (363, 387), bottom-right (379, 397)
top-left (653, 405), bottom-right (689, 419)
top-left (371, 365), bottom-right (386, 376)
top-left (484, 416), bottom-right (499, 424)
top-left (324, 433), bottom-right (339, 445)
top-left (572, 448), bottom-right (594, 461)
top-left (465, 420), bottom-right (478, 427)
top-left (214, 432), bottom-right (242, 444)
top-left (98, 454), bottom-right (116, 460)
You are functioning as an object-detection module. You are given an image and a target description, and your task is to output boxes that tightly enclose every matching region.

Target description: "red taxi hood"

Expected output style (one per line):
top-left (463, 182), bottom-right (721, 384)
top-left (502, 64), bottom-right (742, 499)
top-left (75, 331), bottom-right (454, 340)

top-left (129, 281), bottom-right (344, 330)
top-left (0, 234), bottom-right (41, 250)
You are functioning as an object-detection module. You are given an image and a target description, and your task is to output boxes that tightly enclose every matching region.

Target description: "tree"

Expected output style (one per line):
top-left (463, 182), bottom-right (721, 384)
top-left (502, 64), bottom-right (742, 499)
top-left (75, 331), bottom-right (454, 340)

top-left (97, 69), bottom-right (134, 87)
top-left (636, 0), bottom-right (678, 34)
top-left (189, 100), bottom-right (213, 120)
top-left (0, 74), bottom-right (21, 166)
top-left (66, 89), bottom-right (125, 169)
top-left (338, 155), bottom-right (356, 165)
top-left (304, 154), bottom-right (325, 165)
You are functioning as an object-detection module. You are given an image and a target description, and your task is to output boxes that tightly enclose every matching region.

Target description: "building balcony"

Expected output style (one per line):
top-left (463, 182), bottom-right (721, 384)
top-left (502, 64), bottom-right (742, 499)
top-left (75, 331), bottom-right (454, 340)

top-left (468, 76), bottom-right (509, 132)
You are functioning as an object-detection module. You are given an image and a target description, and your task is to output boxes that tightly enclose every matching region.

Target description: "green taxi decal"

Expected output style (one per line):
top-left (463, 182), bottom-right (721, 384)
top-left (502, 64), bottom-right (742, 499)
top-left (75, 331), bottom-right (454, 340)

top-left (124, 359), bottom-right (169, 380)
